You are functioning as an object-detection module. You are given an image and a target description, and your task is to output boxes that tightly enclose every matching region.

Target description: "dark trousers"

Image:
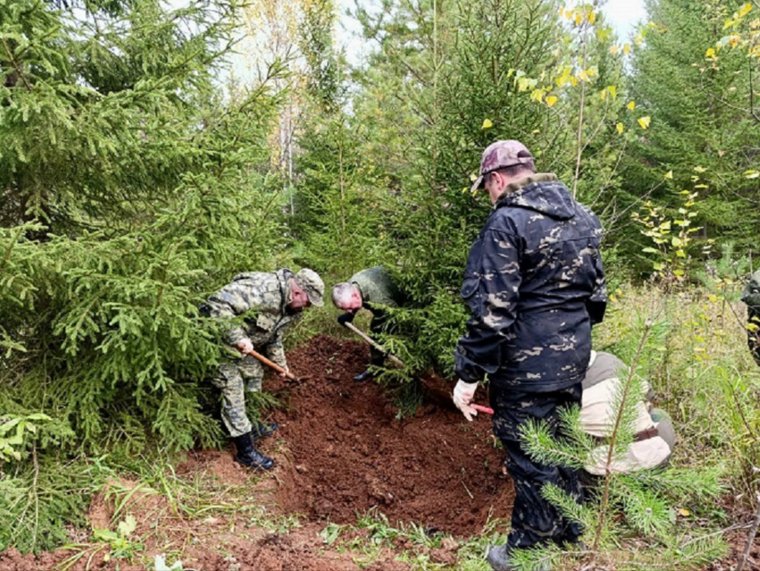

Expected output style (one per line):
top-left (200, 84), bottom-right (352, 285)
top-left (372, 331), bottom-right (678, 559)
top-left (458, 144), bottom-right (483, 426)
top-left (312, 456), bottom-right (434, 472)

top-left (491, 383), bottom-right (584, 551)
top-left (368, 308), bottom-right (389, 366)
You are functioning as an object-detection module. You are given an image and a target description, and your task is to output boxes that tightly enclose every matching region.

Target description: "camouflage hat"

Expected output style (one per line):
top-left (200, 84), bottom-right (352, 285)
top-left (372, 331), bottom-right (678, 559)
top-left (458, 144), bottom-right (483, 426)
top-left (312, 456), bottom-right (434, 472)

top-left (295, 268), bottom-right (325, 307)
top-left (470, 140), bottom-right (534, 193)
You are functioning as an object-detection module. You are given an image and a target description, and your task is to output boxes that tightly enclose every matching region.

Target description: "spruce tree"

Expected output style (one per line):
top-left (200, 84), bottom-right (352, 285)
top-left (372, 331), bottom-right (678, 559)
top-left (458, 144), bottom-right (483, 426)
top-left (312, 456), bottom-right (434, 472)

top-left (625, 0), bottom-right (760, 254)
top-left (1, 0), bottom-right (285, 456)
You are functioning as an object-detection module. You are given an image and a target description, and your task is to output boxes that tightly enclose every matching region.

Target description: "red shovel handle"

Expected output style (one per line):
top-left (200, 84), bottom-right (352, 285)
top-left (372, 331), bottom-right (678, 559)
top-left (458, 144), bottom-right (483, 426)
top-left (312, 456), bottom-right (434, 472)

top-left (471, 403), bottom-right (494, 415)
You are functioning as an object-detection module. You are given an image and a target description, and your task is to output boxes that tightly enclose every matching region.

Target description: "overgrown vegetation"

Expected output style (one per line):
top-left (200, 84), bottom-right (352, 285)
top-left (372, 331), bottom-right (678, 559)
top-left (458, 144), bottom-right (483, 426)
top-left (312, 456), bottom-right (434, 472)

top-left (1, 0), bottom-right (758, 567)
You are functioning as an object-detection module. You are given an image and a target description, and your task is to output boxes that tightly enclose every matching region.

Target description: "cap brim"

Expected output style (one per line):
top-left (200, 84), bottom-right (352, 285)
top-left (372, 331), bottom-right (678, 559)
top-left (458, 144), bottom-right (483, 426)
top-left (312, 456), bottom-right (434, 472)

top-left (308, 293), bottom-right (324, 307)
top-left (469, 175), bottom-right (484, 194)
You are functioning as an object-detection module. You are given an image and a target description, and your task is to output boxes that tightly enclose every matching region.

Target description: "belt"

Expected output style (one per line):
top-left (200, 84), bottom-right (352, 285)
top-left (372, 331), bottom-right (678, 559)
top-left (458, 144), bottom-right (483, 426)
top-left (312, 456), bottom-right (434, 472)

top-left (634, 426), bottom-right (659, 442)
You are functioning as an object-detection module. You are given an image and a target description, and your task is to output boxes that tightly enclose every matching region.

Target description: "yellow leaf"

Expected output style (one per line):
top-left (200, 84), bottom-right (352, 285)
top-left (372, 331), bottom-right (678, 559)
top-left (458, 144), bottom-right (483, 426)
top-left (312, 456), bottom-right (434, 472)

top-left (627, 100), bottom-right (636, 111)
top-left (616, 122), bottom-right (625, 135)
top-left (545, 95), bottom-right (558, 107)
top-left (607, 85), bottom-right (618, 99)
top-left (744, 169), bottom-right (760, 179)
top-left (588, 10), bottom-right (596, 25)
top-left (530, 89), bottom-right (545, 103)
top-left (634, 32), bottom-right (644, 46)
top-left (705, 47), bottom-right (717, 59)
top-left (638, 116), bottom-right (651, 129)
top-left (693, 165), bottom-right (707, 173)
top-left (707, 294), bottom-right (718, 303)
top-left (739, 3), bottom-right (753, 18)
top-left (576, 69), bottom-right (590, 82)
top-left (609, 44), bottom-right (620, 56)
top-left (664, 170), bottom-right (673, 179)
top-left (481, 118), bottom-right (493, 129)
top-left (470, 173), bottom-right (478, 182)
top-left (623, 43), bottom-right (632, 55)
top-left (677, 508), bottom-right (691, 517)
top-left (575, 11), bottom-right (583, 26)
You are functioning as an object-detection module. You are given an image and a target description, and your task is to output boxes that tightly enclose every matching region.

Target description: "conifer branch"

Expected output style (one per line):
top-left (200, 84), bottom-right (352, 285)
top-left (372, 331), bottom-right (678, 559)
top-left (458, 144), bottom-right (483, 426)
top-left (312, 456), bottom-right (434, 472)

top-left (1, 38), bottom-right (32, 91)
top-left (592, 316), bottom-right (656, 552)
top-left (737, 494), bottom-right (760, 571)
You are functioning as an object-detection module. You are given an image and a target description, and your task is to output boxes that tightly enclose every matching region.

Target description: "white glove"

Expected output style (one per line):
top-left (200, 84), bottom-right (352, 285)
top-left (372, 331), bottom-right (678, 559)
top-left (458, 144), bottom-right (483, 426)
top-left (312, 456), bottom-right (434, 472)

top-left (235, 338), bottom-right (254, 354)
top-left (453, 379), bottom-right (479, 421)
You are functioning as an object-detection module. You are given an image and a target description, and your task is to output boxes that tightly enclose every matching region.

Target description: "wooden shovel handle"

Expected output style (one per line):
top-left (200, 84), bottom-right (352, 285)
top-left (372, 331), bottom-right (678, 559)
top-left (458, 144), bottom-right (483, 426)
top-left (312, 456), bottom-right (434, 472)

top-left (343, 322), bottom-right (406, 368)
top-left (243, 348), bottom-right (298, 381)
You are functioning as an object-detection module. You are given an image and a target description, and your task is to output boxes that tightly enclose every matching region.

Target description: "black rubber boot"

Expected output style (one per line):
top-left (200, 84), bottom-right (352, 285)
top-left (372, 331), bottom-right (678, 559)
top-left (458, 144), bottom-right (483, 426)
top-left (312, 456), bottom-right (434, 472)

top-left (353, 369), bottom-right (373, 382)
top-left (251, 421), bottom-right (279, 440)
top-left (233, 432), bottom-right (274, 471)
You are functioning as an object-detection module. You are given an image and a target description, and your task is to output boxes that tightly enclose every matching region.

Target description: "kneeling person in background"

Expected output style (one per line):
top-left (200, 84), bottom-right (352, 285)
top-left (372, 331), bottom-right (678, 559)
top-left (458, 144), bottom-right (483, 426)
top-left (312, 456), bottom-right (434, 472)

top-left (331, 266), bottom-right (403, 382)
top-left (202, 268), bottom-right (324, 470)
top-left (580, 350), bottom-right (675, 476)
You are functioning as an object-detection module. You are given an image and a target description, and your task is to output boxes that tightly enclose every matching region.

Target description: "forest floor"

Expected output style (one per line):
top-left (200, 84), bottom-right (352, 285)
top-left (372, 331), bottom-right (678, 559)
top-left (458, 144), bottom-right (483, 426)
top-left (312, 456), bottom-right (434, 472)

top-left (0, 336), bottom-right (756, 570)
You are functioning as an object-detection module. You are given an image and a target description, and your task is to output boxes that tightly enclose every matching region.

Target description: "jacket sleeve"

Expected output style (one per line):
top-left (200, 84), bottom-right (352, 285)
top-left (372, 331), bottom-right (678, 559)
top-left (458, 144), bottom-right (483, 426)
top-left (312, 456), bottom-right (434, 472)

top-left (454, 229), bottom-right (521, 382)
top-left (586, 250), bottom-right (607, 325)
top-left (204, 286), bottom-right (250, 346)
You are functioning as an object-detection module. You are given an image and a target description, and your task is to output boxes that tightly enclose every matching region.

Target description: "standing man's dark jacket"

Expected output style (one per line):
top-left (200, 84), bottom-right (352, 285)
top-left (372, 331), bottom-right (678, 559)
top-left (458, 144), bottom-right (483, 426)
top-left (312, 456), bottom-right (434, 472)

top-left (454, 173), bottom-right (607, 390)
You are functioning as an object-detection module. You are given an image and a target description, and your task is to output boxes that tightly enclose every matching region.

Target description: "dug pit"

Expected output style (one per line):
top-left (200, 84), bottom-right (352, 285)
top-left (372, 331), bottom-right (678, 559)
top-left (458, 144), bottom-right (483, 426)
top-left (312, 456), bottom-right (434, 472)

top-left (266, 335), bottom-right (515, 537)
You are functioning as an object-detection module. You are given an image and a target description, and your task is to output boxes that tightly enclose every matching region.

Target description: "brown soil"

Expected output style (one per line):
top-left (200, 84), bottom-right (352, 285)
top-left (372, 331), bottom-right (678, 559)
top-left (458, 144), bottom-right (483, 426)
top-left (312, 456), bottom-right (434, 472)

top-left (4, 335), bottom-right (749, 570)
top-left (267, 335), bottom-right (514, 536)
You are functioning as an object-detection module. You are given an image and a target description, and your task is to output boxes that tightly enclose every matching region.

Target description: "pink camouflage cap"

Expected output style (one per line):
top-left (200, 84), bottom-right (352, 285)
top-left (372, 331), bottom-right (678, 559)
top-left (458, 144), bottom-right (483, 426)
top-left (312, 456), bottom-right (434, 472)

top-left (470, 139), bottom-right (534, 193)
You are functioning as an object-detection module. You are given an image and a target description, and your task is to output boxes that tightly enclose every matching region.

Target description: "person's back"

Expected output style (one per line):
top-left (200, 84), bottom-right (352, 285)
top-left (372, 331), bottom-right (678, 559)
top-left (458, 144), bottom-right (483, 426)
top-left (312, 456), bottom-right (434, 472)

top-left (349, 266), bottom-right (402, 309)
top-left (458, 173), bottom-right (606, 391)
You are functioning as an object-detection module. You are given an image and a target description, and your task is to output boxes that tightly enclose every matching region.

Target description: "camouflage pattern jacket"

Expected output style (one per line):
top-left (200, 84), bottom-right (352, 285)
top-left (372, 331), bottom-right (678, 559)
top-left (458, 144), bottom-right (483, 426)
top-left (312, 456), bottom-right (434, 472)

top-left (454, 173), bottom-right (607, 391)
top-left (203, 269), bottom-right (301, 366)
top-left (741, 270), bottom-right (760, 311)
top-left (351, 266), bottom-right (403, 314)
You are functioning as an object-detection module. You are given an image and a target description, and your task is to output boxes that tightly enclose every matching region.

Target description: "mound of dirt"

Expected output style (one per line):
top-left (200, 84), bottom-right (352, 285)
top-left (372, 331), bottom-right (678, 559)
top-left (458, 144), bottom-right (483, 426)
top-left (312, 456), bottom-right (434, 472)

top-left (266, 335), bottom-right (514, 537)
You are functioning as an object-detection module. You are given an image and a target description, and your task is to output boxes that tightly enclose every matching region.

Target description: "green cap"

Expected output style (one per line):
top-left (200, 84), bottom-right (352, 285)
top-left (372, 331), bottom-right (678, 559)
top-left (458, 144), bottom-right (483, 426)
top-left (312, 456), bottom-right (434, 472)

top-left (295, 268), bottom-right (324, 307)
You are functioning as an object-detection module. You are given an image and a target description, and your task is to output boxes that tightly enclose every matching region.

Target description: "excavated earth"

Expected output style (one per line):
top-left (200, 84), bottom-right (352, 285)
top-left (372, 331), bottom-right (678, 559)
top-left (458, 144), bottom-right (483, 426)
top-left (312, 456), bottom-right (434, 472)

top-left (2, 336), bottom-right (753, 570)
top-left (268, 335), bottom-right (514, 536)
top-left (0, 336), bottom-right (514, 570)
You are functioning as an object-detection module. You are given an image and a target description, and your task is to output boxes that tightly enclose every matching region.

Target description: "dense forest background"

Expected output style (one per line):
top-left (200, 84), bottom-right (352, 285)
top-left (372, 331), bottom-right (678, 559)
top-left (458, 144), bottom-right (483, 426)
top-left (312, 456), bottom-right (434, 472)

top-left (1, 0), bottom-right (758, 568)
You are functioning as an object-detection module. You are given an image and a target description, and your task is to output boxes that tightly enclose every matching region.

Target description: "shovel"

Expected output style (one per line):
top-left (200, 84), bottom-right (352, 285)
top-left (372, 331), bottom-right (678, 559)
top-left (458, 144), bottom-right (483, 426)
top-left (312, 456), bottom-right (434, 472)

top-left (342, 322), bottom-right (406, 368)
top-left (471, 403), bottom-right (494, 415)
top-left (242, 348), bottom-right (299, 381)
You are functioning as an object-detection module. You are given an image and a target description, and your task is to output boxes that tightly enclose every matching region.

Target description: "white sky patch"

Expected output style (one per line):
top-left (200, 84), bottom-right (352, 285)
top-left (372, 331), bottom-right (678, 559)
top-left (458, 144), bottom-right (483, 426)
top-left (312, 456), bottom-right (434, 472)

top-left (602, 0), bottom-right (647, 40)
top-left (335, 0), bottom-right (650, 66)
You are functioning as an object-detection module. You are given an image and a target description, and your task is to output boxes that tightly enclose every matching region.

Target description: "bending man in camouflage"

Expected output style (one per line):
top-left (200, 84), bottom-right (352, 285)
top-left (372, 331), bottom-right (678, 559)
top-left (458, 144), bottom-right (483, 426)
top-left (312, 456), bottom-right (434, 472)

top-left (741, 270), bottom-right (760, 366)
top-left (332, 266), bottom-right (403, 382)
top-left (203, 268), bottom-right (324, 470)
top-left (451, 140), bottom-right (606, 571)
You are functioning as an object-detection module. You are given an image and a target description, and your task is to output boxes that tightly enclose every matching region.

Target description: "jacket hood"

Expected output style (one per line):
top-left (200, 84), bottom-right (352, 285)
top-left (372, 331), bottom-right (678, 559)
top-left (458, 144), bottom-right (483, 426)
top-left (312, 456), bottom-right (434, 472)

top-left (494, 173), bottom-right (575, 220)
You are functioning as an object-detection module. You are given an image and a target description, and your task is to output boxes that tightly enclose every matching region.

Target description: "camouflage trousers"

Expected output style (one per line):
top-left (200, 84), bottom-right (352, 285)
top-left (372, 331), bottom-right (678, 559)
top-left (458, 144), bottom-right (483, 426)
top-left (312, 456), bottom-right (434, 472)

top-left (211, 355), bottom-right (264, 438)
top-left (491, 382), bottom-right (584, 551)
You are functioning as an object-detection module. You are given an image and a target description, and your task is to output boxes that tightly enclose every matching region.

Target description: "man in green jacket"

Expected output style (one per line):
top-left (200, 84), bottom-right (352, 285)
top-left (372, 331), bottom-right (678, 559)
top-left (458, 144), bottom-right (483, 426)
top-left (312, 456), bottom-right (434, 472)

top-left (741, 270), bottom-right (760, 366)
top-left (332, 266), bottom-right (403, 382)
top-left (203, 268), bottom-right (324, 470)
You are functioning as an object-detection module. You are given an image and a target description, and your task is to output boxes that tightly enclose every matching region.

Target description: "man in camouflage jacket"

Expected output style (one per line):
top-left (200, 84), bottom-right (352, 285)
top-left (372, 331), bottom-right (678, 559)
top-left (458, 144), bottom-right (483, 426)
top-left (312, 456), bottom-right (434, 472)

top-left (203, 268), bottom-right (324, 470)
top-left (451, 140), bottom-right (606, 570)
top-left (741, 269), bottom-right (760, 366)
top-left (331, 266), bottom-right (404, 381)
